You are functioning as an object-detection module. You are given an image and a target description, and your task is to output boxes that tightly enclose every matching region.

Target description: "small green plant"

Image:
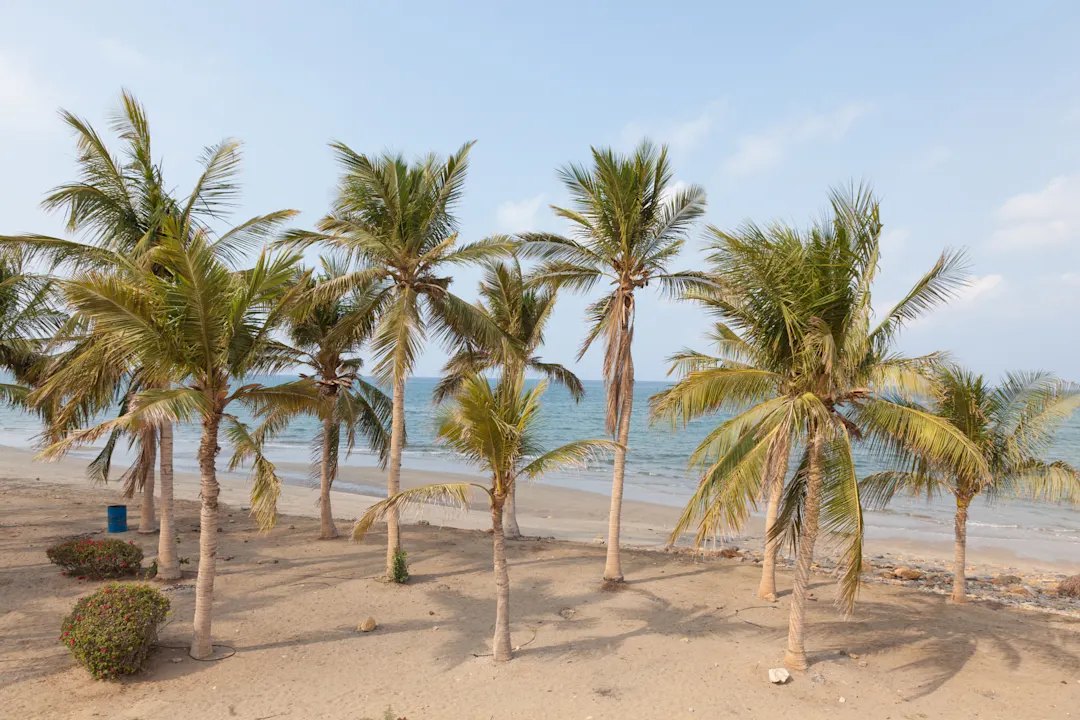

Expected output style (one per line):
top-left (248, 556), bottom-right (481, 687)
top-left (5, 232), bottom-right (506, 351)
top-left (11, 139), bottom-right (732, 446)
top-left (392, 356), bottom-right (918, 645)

top-left (46, 538), bottom-right (143, 579)
top-left (390, 549), bottom-right (409, 584)
top-left (359, 707), bottom-right (405, 720)
top-left (178, 557), bottom-right (191, 565)
top-left (59, 583), bottom-right (170, 680)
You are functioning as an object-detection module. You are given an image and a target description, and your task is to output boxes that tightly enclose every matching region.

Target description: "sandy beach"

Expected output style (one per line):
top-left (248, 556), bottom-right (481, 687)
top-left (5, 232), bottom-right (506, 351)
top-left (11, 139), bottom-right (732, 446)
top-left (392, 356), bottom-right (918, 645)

top-left (1, 447), bottom-right (1079, 719)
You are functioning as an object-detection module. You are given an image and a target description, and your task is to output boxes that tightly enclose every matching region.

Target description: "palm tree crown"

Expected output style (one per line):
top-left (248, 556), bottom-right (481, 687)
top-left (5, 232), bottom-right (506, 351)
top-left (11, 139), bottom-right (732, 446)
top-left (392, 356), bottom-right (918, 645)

top-left (435, 257), bottom-right (583, 403)
top-left (285, 141), bottom-right (512, 384)
top-left (0, 247), bottom-right (63, 407)
top-left (521, 140), bottom-right (707, 432)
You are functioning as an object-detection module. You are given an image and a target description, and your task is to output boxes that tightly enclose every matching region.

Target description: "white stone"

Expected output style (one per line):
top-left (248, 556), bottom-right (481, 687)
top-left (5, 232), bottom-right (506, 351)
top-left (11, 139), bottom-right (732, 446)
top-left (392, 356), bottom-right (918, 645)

top-left (768, 668), bottom-right (791, 684)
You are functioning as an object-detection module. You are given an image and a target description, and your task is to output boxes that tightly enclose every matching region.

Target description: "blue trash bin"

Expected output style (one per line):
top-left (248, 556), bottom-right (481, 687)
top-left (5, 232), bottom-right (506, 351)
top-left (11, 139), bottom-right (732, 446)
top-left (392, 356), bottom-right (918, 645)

top-left (107, 504), bottom-right (128, 533)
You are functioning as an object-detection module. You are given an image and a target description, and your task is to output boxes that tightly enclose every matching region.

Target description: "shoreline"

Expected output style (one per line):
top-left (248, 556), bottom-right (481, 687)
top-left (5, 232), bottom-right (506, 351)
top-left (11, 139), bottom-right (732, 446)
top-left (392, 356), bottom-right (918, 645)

top-left (3, 411), bottom-right (1079, 573)
top-left (3, 444), bottom-right (1078, 602)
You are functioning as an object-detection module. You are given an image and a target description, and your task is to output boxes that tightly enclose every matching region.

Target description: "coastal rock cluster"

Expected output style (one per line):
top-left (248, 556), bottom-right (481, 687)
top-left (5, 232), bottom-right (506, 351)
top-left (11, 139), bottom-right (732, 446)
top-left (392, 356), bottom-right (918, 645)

top-left (681, 545), bottom-right (1080, 617)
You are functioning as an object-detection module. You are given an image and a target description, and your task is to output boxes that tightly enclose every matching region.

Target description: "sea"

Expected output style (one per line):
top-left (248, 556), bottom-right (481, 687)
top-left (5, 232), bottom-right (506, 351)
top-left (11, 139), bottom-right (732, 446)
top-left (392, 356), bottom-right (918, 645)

top-left (2, 375), bottom-right (1079, 565)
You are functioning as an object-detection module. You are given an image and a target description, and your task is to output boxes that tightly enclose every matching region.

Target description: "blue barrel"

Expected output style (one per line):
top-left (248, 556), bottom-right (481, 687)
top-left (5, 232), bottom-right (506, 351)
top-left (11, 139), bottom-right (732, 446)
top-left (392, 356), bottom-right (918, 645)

top-left (107, 505), bottom-right (128, 533)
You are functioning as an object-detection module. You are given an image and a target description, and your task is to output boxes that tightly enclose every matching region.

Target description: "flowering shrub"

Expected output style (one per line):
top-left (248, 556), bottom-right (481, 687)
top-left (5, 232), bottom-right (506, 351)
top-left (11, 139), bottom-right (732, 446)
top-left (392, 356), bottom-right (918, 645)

top-left (46, 538), bottom-right (143, 579)
top-left (60, 583), bottom-right (170, 680)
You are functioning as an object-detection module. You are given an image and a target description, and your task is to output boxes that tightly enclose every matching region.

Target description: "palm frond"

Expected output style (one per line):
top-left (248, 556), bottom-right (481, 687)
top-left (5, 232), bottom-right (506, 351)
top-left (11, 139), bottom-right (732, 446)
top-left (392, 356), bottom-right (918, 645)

top-left (224, 418), bottom-right (284, 531)
top-left (521, 439), bottom-right (622, 478)
top-left (352, 483), bottom-right (483, 541)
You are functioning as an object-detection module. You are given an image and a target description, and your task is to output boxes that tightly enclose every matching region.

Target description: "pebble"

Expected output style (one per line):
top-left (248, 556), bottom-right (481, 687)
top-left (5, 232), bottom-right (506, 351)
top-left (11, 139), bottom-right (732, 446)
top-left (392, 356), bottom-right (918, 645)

top-left (359, 617), bottom-right (377, 632)
top-left (768, 668), bottom-right (790, 684)
top-left (843, 553), bottom-right (1079, 616)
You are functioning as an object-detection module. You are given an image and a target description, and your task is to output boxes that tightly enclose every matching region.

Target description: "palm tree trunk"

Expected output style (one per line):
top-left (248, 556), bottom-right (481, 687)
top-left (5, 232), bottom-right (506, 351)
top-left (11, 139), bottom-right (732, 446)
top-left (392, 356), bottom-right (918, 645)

top-left (758, 478), bottom-right (784, 602)
top-left (491, 494), bottom-right (512, 662)
top-left (758, 434), bottom-right (790, 601)
top-left (137, 428), bottom-right (158, 534)
top-left (385, 374), bottom-right (406, 578)
top-left (784, 432), bottom-right (823, 671)
top-left (951, 495), bottom-right (971, 603)
top-left (319, 416), bottom-right (340, 540)
top-left (603, 352), bottom-right (634, 584)
top-left (156, 422), bottom-right (181, 581)
top-left (503, 483), bottom-right (521, 539)
top-left (191, 411), bottom-right (222, 659)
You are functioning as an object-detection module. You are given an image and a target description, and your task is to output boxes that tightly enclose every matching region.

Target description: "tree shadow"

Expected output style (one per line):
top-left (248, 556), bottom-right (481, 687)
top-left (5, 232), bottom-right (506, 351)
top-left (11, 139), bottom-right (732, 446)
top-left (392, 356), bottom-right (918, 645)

top-left (812, 590), bottom-right (1080, 699)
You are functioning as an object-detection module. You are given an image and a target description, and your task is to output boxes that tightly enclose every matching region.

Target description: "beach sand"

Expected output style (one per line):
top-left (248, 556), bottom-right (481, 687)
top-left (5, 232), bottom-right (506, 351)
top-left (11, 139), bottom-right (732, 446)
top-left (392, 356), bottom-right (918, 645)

top-left (2, 448), bottom-right (1080, 719)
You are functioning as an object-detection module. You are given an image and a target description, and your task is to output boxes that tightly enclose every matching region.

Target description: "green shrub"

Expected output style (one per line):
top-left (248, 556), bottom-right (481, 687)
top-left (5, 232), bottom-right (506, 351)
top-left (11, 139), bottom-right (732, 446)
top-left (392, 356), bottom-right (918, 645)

top-left (391, 549), bottom-right (409, 584)
top-left (46, 538), bottom-right (143, 579)
top-left (59, 583), bottom-right (170, 680)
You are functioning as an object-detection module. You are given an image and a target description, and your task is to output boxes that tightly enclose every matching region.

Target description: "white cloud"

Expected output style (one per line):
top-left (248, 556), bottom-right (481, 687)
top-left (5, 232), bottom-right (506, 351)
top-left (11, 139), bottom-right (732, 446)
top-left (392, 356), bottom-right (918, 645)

top-left (957, 274), bottom-right (1005, 303)
top-left (0, 55), bottom-right (49, 127)
top-left (724, 101), bottom-right (873, 175)
top-left (1062, 272), bottom-right (1080, 286)
top-left (725, 135), bottom-right (784, 175)
top-left (880, 226), bottom-right (909, 253)
top-left (660, 180), bottom-right (690, 205)
top-left (990, 175), bottom-right (1080, 251)
top-left (495, 194), bottom-right (544, 233)
top-left (887, 273), bottom-right (1006, 331)
top-left (620, 101), bottom-right (724, 153)
top-left (100, 39), bottom-right (147, 68)
top-left (669, 104), bottom-right (721, 152)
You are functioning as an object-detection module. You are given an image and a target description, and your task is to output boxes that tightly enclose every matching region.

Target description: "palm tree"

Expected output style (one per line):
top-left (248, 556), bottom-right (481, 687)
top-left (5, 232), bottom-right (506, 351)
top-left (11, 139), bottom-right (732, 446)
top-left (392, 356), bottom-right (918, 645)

top-left (43, 217), bottom-right (311, 659)
top-left (861, 367), bottom-right (1080, 603)
top-left (434, 257), bottom-right (583, 538)
top-left (2, 91), bottom-right (288, 575)
top-left (520, 140), bottom-right (707, 584)
top-left (651, 300), bottom-right (794, 602)
top-left (354, 374), bottom-right (617, 661)
top-left (261, 261), bottom-right (394, 539)
top-left (651, 185), bottom-right (988, 669)
top-left (282, 141), bottom-right (512, 578)
top-left (1, 92), bottom-right (172, 534)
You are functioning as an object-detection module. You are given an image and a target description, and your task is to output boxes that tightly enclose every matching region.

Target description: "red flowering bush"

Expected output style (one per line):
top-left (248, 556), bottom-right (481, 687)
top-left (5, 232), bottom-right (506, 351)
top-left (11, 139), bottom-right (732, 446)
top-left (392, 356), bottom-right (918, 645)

top-left (60, 583), bottom-right (170, 680)
top-left (46, 538), bottom-right (143, 579)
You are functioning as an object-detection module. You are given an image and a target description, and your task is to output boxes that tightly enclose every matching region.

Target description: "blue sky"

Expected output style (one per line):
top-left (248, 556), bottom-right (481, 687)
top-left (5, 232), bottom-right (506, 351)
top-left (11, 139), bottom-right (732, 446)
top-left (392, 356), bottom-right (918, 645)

top-left (2, 1), bottom-right (1079, 381)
